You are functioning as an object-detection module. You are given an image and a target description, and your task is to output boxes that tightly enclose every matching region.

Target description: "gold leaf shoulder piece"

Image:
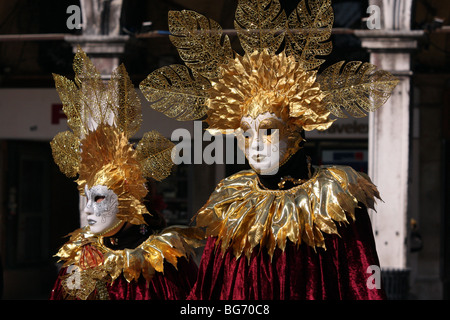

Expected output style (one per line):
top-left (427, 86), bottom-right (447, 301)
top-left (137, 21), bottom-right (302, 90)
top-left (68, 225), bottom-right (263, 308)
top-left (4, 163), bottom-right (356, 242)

top-left (135, 130), bottom-right (175, 181)
top-left (168, 10), bottom-right (234, 79)
top-left (139, 64), bottom-right (211, 121)
top-left (194, 166), bottom-right (381, 260)
top-left (318, 61), bottom-right (399, 118)
top-left (145, 225), bottom-right (205, 268)
top-left (234, 0), bottom-right (287, 55)
top-left (285, 0), bottom-right (334, 70)
top-left (103, 225), bottom-right (205, 282)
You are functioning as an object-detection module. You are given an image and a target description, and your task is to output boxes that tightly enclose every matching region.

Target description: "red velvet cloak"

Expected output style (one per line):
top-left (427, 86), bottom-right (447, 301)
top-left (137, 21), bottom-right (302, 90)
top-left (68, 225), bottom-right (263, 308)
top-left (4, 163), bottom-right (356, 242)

top-left (188, 207), bottom-right (386, 300)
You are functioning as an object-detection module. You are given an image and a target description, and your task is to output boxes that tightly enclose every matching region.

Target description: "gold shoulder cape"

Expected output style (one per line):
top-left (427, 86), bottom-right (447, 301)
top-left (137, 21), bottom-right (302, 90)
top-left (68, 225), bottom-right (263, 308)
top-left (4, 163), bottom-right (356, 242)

top-left (195, 165), bottom-right (380, 260)
top-left (55, 225), bottom-right (203, 300)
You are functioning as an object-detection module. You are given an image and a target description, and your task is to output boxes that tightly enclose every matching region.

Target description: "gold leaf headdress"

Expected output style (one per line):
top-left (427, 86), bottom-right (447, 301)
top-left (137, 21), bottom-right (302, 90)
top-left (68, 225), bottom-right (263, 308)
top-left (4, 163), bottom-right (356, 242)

top-left (140, 0), bottom-right (399, 135)
top-left (51, 47), bottom-right (175, 225)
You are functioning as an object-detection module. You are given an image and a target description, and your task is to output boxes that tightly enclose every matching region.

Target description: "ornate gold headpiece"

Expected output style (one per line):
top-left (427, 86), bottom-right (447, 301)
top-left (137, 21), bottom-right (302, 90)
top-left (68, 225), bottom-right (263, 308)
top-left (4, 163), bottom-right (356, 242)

top-left (51, 47), bottom-right (174, 225)
top-left (140, 0), bottom-right (399, 135)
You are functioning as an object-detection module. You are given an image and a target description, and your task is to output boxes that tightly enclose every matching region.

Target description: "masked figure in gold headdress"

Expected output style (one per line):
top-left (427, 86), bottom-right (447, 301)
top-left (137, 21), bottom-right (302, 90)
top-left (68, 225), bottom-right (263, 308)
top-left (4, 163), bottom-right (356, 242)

top-left (140, 0), bottom-right (398, 300)
top-left (49, 48), bottom-right (203, 300)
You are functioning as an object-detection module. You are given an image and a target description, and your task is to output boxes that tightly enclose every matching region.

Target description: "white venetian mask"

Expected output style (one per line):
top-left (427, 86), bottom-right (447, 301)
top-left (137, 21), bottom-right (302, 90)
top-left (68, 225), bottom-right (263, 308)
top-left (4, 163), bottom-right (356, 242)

top-left (84, 185), bottom-right (121, 235)
top-left (239, 112), bottom-right (288, 175)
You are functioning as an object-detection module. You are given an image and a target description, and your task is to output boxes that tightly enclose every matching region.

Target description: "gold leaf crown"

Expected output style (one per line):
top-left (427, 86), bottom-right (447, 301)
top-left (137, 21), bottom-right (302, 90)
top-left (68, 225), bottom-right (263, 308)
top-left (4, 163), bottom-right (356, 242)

top-left (140, 0), bottom-right (399, 134)
top-left (51, 47), bottom-right (175, 225)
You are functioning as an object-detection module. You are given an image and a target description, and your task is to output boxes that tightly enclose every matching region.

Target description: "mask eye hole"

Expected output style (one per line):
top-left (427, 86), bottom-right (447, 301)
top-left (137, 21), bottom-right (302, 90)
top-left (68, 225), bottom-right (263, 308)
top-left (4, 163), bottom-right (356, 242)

top-left (243, 131), bottom-right (252, 139)
top-left (262, 128), bottom-right (276, 136)
top-left (95, 196), bottom-right (105, 203)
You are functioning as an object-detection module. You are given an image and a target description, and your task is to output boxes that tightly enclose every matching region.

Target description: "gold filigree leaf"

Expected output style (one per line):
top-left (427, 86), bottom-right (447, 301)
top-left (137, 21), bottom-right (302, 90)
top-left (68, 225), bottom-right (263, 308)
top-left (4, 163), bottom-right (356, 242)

top-left (168, 10), bottom-right (234, 79)
top-left (139, 64), bottom-right (211, 121)
top-left (317, 61), bottom-right (399, 118)
top-left (285, 0), bottom-right (334, 70)
top-left (73, 47), bottom-right (111, 127)
top-left (234, 0), bottom-right (287, 54)
top-left (108, 64), bottom-right (142, 138)
top-left (52, 74), bottom-right (84, 137)
top-left (50, 131), bottom-right (81, 178)
top-left (135, 130), bottom-right (175, 181)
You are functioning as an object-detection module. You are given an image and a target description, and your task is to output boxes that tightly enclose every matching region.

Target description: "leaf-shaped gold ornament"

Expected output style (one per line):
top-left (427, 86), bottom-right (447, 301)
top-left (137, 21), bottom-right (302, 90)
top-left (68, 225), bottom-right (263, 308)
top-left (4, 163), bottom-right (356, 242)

top-left (139, 64), bottom-right (211, 121)
top-left (50, 131), bottom-right (81, 178)
top-left (73, 47), bottom-right (113, 129)
top-left (318, 61), bottom-right (399, 118)
top-left (168, 10), bottom-right (234, 79)
top-left (234, 0), bottom-right (287, 55)
top-left (107, 64), bottom-right (142, 138)
top-left (53, 74), bottom-right (85, 137)
top-left (135, 130), bottom-right (175, 181)
top-left (285, 0), bottom-right (334, 70)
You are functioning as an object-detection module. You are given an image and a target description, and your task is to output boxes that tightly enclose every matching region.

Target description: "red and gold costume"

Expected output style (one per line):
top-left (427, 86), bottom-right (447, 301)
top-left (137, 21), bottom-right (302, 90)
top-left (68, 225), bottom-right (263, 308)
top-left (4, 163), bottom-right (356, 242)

top-left (140, 0), bottom-right (398, 300)
top-left (49, 48), bottom-right (203, 300)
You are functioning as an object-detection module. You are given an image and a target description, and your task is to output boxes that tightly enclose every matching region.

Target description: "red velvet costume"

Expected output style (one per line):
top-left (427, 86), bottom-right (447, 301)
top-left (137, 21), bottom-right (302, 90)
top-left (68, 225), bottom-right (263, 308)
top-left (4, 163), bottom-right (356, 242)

top-left (49, 47), bottom-right (203, 301)
top-left (137, 0), bottom-right (398, 301)
top-left (187, 161), bottom-right (387, 300)
top-left (189, 206), bottom-right (385, 300)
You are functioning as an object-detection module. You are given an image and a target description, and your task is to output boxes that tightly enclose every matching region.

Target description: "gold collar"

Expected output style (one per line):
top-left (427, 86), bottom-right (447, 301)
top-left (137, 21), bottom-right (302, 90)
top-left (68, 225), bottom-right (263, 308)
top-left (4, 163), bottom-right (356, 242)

top-left (194, 165), bottom-right (380, 261)
top-left (55, 225), bottom-right (204, 299)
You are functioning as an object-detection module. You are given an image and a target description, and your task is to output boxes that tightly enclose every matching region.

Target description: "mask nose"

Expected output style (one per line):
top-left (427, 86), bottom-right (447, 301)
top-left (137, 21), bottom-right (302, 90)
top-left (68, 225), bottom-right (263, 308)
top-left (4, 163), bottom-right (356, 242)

top-left (84, 200), bottom-right (94, 216)
top-left (250, 134), bottom-right (264, 152)
top-left (84, 185), bottom-right (94, 216)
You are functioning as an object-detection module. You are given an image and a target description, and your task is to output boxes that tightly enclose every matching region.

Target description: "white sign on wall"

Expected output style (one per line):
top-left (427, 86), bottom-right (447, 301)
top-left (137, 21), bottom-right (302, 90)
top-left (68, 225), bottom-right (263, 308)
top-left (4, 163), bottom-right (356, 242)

top-left (307, 117), bottom-right (369, 140)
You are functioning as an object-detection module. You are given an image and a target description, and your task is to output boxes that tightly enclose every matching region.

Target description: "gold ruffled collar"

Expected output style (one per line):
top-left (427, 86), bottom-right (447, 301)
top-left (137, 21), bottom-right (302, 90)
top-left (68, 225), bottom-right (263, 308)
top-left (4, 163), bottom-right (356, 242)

top-left (195, 165), bottom-right (380, 260)
top-left (55, 225), bottom-right (204, 299)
